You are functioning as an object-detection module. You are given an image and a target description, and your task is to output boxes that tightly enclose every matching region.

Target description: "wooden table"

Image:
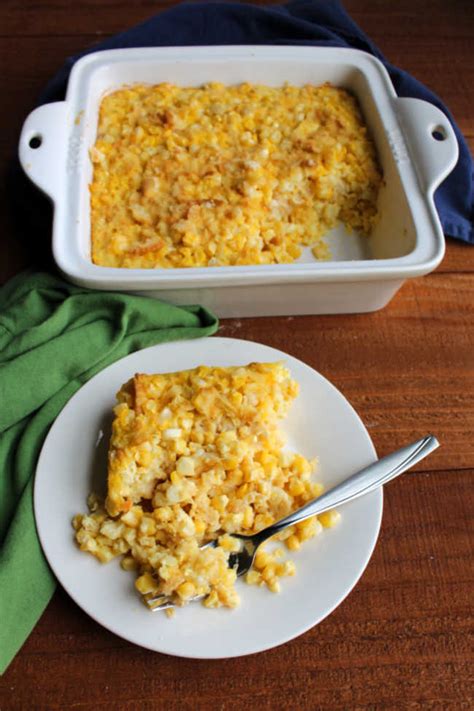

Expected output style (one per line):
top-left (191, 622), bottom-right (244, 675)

top-left (1, 1), bottom-right (472, 708)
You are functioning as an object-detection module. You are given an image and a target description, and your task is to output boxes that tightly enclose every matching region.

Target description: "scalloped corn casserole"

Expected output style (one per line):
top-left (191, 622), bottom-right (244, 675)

top-left (90, 82), bottom-right (381, 268)
top-left (73, 362), bottom-right (340, 610)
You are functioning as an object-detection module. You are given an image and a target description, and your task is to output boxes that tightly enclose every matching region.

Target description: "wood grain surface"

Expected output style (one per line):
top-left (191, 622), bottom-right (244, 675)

top-left (0, 1), bottom-right (473, 709)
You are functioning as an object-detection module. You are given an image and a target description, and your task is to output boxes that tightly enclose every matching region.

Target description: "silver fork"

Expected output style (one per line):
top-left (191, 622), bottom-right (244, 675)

top-left (147, 435), bottom-right (439, 610)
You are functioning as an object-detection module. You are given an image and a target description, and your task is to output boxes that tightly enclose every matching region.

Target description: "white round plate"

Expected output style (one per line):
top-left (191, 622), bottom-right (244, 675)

top-left (35, 337), bottom-right (382, 658)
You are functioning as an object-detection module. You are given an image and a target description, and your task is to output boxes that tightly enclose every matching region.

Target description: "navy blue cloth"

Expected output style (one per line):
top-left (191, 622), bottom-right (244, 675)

top-left (40, 0), bottom-right (473, 243)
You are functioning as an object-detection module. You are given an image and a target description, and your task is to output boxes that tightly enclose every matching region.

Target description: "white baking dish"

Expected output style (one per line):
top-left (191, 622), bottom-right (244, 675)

top-left (19, 46), bottom-right (458, 317)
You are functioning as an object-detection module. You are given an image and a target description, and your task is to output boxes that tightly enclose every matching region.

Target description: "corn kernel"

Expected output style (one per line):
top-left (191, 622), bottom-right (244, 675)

top-left (203, 590), bottom-right (220, 608)
top-left (242, 506), bottom-right (254, 529)
top-left (261, 564), bottom-right (277, 582)
top-left (211, 495), bottom-right (229, 512)
top-left (87, 492), bottom-right (101, 512)
top-left (95, 547), bottom-right (115, 563)
top-left (72, 514), bottom-right (83, 531)
top-left (153, 506), bottom-right (172, 522)
top-left (218, 534), bottom-right (241, 552)
top-left (175, 439), bottom-right (187, 455)
top-left (284, 560), bottom-right (296, 576)
top-left (255, 551), bottom-right (272, 570)
top-left (113, 539), bottom-right (129, 556)
top-left (296, 516), bottom-right (322, 541)
top-left (246, 570), bottom-right (261, 585)
top-left (289, 478), bottom-right (305, 497)
top-left (176, 456), bottom-right (195, 476)
top-left (135, 573), bottom-right (158, 594)
top-left (236, 483), bottom-right (249, 498)
top-left (137, 448), bottom-right (152, 466)
top-left (121, 507), bottom-right (143, 528)
top-left (194, 519), bottom-right (206, 536)
top-left (121, 555), bottom-right (138, 571)
top-left (170, 471), bottom-right (181, 486)
top-left (217, 587), bottom-right (240, 608)
top-left (267, 578), bottom-right (281, 593)
top-left (319, 509), bottom-right (341, 528)
top-left (310, 482), bottom-right (324, 498)
top-left (286, 534), bottom-right (301, 551)
top-left (139, 516), bottom-right (156, 536)
top-left (176, 581), bottom-right (196, 600)
top-left (83, 538), bottom-right (98, 554)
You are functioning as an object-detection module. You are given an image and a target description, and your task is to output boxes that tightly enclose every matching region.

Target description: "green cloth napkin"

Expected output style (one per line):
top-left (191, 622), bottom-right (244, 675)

top-left (0, 271), bottom-right (218, 674)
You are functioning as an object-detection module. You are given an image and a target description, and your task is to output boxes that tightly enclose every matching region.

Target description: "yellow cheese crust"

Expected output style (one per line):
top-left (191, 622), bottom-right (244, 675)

top-left (90, 82), bottom-right (382, 268)
top-left (105, 362), bottom-right (298, 517)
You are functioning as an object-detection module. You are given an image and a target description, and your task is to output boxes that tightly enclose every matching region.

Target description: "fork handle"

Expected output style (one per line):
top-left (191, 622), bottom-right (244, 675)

top-left (255, 435), bottom-right (439, 542)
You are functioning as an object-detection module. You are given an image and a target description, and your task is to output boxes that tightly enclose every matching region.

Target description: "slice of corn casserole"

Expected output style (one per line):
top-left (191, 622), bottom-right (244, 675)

top-left (90, 82), bottom-right (382, 268)
top-left (73, 362), bottom-right (340, 609)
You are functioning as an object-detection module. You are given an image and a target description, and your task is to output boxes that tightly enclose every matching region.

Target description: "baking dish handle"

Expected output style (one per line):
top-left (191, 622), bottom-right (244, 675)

top-left (19, 102), bottom-right (69, 201)
top-left (394, 97), bottom-right (459, 196)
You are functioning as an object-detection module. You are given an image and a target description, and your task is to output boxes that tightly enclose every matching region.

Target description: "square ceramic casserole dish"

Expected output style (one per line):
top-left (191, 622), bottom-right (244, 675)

top-left (19, 46), bottom-right (458, 317)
